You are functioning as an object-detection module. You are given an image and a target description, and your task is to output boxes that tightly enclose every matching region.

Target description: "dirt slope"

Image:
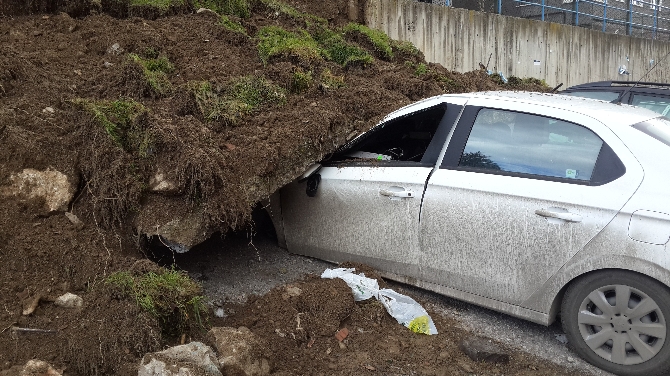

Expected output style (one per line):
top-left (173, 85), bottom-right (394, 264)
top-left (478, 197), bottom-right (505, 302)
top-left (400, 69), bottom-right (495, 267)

top-left (0, 0), bottom-right (549, 374)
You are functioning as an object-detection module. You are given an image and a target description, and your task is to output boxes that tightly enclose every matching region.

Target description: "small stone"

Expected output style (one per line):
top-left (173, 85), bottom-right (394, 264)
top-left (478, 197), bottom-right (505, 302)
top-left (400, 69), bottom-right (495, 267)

top-left (139, 342), bottom-right (221, 376)
top-left (285, 286), bottom-right (301, 297)
top-left (20, 359), bottom-right (62, 376)
top-left (106, 43), bottom-right (123, 55)
top-left (209, 327), bottom-right (270, 376)
top-left (335, 328), bottom-right (349, 342)
top-left (22, 295), bottom-right (42, 316)
top-left (103, 61), bottom-right (114, 68)
top-left (567, 356), bottom-right (575, 363)
top-left (214, 308), bottom-right (225, 318)
top-left (54, 293), bottom-right (83, 309)
top-left (32, 31), bottom-right (42, 36)
top-left (459, 337), bottom-right (510, 364)
top-left (65, 212), bottom-right (84, 230)
top-left (338, 341), bottom-right (347, 349)
top-left (310, 102), bottom-right (317, 107)
top-left (224, 143), bottom-right (236, 151)
top-left (42, 107), bottom-right (55, 114)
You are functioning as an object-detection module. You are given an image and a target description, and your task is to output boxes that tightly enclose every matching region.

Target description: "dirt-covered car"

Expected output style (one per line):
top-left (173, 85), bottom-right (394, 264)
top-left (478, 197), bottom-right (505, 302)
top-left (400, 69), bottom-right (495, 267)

top-left (267, 91), bottom-right (670, 376)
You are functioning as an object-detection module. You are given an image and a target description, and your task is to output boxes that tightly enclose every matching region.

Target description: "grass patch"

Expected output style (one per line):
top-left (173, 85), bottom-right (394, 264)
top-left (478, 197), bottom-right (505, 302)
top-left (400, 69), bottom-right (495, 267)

top-left (414, 63), bottom-right (428, 76)
top-left (257, 26), bottom-right (323, 64)
top-left (188, 76), bottom-right (286, 124)
top-left (129, 53), bottom-right (174, 97)
top-left (192, 0), bottom-right (250, 18)
top-left (106, 269), bottom-right (207, 336)
top-left (343, 23), bottom-right (393, 60)
top-left (290, 69), bottom-right (313, 93)
top-left (219, 14), bottom-right (247, 34)
top-left (392, 40), bottom-right (421, 58)
top-left (73, 98), bottom-right (152, 157)
top-left (260, 0), bottom-right (326, 25)
top-left (313, 27), bottom-right (373, 67)
top-left (319, 69), bottom-right (345, 91)
top-left (129, 0), bottom-right (186, 13)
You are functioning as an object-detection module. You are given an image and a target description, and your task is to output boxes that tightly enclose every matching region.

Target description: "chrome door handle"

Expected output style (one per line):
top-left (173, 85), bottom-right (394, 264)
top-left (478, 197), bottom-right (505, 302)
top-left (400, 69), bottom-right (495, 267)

top-left (380, 189), bottom-right (414, 198)
top-left (535, 208), bottom-right (582, 223)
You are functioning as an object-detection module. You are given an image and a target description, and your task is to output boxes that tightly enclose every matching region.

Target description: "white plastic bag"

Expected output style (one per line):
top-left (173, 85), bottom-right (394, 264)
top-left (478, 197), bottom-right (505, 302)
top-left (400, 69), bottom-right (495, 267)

top-left (321, 268), bottom-right (438, 335)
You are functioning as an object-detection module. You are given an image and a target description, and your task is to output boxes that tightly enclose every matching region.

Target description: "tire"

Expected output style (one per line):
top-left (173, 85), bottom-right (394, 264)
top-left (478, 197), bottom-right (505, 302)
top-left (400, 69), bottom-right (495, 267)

top-left (562, 270), bottom-right (670, 376)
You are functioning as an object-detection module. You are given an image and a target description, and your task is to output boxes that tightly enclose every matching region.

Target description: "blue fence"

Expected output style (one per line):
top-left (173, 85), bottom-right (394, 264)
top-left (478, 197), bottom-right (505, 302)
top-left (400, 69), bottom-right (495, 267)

top-left (429, 0), bottom-right (670, 40)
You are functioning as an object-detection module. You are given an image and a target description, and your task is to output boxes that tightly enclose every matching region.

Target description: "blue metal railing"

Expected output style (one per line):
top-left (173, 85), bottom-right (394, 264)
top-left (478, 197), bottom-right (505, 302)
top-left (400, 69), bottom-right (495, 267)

top-left (441, 0), bottom-right (670, 40)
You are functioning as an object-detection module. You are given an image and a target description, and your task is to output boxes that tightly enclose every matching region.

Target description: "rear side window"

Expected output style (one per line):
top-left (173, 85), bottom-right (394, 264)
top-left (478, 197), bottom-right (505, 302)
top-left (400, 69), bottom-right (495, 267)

top-left (459, 109), bottom-right (603, 181)
top-left (631, 94), bottom-right (670, 116)
top-left (563, 91), bottom-right (620, 102)
top-left (632, 117), bottom-right (670, 147)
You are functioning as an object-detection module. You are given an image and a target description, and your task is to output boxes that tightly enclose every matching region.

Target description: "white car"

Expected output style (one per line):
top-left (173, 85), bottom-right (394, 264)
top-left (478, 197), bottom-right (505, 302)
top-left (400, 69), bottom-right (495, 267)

top-left (268, 91), bottom-right (670, 376)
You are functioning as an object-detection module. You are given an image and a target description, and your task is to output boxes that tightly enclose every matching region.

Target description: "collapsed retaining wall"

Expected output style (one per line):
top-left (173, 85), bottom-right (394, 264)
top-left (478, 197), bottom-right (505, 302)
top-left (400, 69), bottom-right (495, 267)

top-left (366, 0), bottom-right (670, 87)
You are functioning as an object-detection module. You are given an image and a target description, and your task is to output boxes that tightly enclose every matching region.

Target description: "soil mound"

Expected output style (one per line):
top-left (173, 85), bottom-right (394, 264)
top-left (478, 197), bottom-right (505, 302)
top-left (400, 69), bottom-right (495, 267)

top-left (0, 1), bottom-right (549, 374)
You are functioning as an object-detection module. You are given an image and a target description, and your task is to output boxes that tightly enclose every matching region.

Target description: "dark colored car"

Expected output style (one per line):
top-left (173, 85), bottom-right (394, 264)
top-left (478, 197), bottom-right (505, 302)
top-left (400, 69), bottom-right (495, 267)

top-left (561, 81), bottom-right (670, 116)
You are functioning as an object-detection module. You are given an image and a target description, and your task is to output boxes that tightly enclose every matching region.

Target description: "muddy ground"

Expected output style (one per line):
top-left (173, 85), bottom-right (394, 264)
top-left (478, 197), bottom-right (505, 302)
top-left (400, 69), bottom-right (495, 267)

top-left (0, 0), bottom-right (553, 374)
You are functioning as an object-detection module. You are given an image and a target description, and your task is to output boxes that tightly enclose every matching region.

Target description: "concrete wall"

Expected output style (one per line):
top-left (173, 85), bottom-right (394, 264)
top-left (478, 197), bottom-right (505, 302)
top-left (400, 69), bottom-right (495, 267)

top-left (366, 0), bottom-right (670, 87)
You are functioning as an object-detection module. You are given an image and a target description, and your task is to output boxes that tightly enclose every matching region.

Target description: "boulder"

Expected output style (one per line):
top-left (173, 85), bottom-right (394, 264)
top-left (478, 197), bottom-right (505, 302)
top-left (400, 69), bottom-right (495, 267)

top-left (18, 360), bottom-right (62, 376)
top-left (2, 168), bottom-right (76, 213)
top-left (139, 342), bottom-right (221, 376)
top-left (54, 293), bottom-right (83, 309)
top-left (148, 169), bottom-right (180, 194)
top-left (208, 327), bottom-right (271, 376)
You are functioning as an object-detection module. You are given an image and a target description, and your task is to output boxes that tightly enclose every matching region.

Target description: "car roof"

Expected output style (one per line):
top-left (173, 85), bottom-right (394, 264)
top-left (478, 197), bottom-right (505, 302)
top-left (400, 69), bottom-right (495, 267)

top-left (385, 91), bottom-right (660, 128)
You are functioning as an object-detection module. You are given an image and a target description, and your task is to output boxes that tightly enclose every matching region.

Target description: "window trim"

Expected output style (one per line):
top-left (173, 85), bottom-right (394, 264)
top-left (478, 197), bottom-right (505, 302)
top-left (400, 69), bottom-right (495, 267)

top-left (441, 106), bottom-right (625, 186)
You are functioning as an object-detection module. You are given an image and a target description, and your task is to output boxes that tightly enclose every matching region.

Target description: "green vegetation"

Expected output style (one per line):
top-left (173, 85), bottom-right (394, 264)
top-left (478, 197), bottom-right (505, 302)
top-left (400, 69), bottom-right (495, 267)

top-left (219, 14), bottom-right (247, 34)
top-left (188, 76), bottom-right (286, 124)
top-left (290, 69), bottom-right (313, 93)
top-left (106, 269), bottom-right (207, 335)
top-left (392, 40), bottom-right (421, 58)
top-left (506, 76), bottom-right (549, 88)
top-left (129, 53), bottom-right (174, 97)
top-left (257, 26), bottom-right (323, 64)
top-left (260, 0), bottom-right (326, 25)
top-left (128, 0), bottom-right (185, 14)
top-left (314, 28), bottom-right (373, 67)
top-left (73, 99), bottom-right (152, 157)
top-left (414, 63), bottom-right (428, 76)
top-left (319, 69), bottom-right (345, 91)
top-left (343, 23), bottom-right (393, 60)
top-left (256, 24), bottom-right (373, 68)
top-left (192, 0), bottom-right (250, 18)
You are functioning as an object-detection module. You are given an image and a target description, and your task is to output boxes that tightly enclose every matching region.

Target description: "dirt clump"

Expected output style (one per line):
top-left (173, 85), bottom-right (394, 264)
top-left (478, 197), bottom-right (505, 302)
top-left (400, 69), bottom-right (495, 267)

top-left (0, 0), bottom-right (550, 374)
top-left (217, 271), bottom-right (584, 376)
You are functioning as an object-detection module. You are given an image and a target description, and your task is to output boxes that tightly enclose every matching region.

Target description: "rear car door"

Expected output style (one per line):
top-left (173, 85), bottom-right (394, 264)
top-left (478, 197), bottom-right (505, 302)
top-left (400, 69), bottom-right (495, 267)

top-left (280, 98), bottom-right (465, 278)
top-left (419, 98), bottom-right (644, 306)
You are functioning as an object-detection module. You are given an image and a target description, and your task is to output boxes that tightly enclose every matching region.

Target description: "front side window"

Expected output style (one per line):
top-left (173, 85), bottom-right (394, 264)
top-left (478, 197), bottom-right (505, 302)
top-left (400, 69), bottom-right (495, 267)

top-left (327, 104), bottom-right (447, 164)
top-left (459, 109), bottom-right (603, 181)
top-left (631, 94), bottom-right (670, 116)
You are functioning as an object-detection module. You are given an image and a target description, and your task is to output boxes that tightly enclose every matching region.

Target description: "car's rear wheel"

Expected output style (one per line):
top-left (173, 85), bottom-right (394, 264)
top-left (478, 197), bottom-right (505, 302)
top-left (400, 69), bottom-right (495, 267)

top-left (562, 270), bottom-right (670, 376)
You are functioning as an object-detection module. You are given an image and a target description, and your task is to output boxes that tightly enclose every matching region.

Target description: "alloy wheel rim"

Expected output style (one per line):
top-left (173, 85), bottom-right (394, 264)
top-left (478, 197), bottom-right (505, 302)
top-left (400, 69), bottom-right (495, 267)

top-left (578, 284), bottom-right (667, 365)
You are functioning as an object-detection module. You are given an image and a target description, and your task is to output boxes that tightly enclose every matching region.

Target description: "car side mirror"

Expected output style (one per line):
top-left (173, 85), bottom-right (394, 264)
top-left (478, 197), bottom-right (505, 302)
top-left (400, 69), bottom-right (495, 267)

top-left (297, 163), bottom-right (321, 183)
top-left (306, 174), bottom-right (321, 197)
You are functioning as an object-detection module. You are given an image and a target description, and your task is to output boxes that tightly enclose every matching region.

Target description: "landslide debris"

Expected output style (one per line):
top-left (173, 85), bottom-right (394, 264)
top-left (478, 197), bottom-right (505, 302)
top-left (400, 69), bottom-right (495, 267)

top-left (0, 0), bottom-right (549, 374)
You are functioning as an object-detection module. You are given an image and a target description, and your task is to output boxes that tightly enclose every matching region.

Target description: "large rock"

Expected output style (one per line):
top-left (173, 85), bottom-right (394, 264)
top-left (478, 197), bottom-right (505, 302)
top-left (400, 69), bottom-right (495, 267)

top-left (136, 196), bottom-right (212, 253)
top-left (139, 342), bottom-right (222, 376)
top-left (2, 168), bottom-right (76, 213)
top-left (208, 327), bottom-right (270, 376)
top-left (0, 360), bottom-right (64, 376)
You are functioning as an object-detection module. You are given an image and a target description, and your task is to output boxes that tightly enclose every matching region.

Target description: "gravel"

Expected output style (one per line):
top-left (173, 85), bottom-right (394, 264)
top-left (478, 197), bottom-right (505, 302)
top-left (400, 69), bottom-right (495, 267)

top-left (175, 232), bottom-right (614, 376)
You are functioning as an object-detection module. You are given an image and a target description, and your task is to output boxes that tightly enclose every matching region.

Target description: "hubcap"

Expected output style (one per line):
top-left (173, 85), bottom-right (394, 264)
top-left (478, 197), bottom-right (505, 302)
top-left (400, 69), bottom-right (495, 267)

top-left (577, 284), bottom-right (667, 365)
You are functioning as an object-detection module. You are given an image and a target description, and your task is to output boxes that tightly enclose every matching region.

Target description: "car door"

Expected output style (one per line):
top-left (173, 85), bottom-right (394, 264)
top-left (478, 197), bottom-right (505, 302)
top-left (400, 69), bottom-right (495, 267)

top-left (280, 98), bottom-right (466, 278)
top-left (419, 98), bottom-right (644, 306)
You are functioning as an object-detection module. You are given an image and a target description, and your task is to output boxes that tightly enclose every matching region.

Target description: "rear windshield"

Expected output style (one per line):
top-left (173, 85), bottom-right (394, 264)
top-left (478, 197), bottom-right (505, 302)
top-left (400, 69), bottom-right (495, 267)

top-left (632, 117), bottom-right (670, 147)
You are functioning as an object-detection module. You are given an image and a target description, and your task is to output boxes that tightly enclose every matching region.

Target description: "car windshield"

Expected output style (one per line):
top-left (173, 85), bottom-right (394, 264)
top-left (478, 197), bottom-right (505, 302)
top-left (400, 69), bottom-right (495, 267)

top-left (562, 91), bottom-right (620, 102)
top-left (632, 117), bottom-right (670, 147)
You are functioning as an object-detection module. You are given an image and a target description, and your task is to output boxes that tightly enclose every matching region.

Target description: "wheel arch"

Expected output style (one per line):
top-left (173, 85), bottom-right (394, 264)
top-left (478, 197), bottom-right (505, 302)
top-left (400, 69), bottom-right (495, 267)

top-left (526, 256), bottom-right (670, 324)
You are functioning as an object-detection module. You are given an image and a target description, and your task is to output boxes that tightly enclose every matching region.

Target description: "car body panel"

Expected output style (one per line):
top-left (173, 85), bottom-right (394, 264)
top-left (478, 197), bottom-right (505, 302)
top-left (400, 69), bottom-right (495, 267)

top-left (419, 99), bottom-right (644, 306)
top-left (281, 166), bottom-right (431, 278)
top-left (276, 91), bottom-right (670, 327)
